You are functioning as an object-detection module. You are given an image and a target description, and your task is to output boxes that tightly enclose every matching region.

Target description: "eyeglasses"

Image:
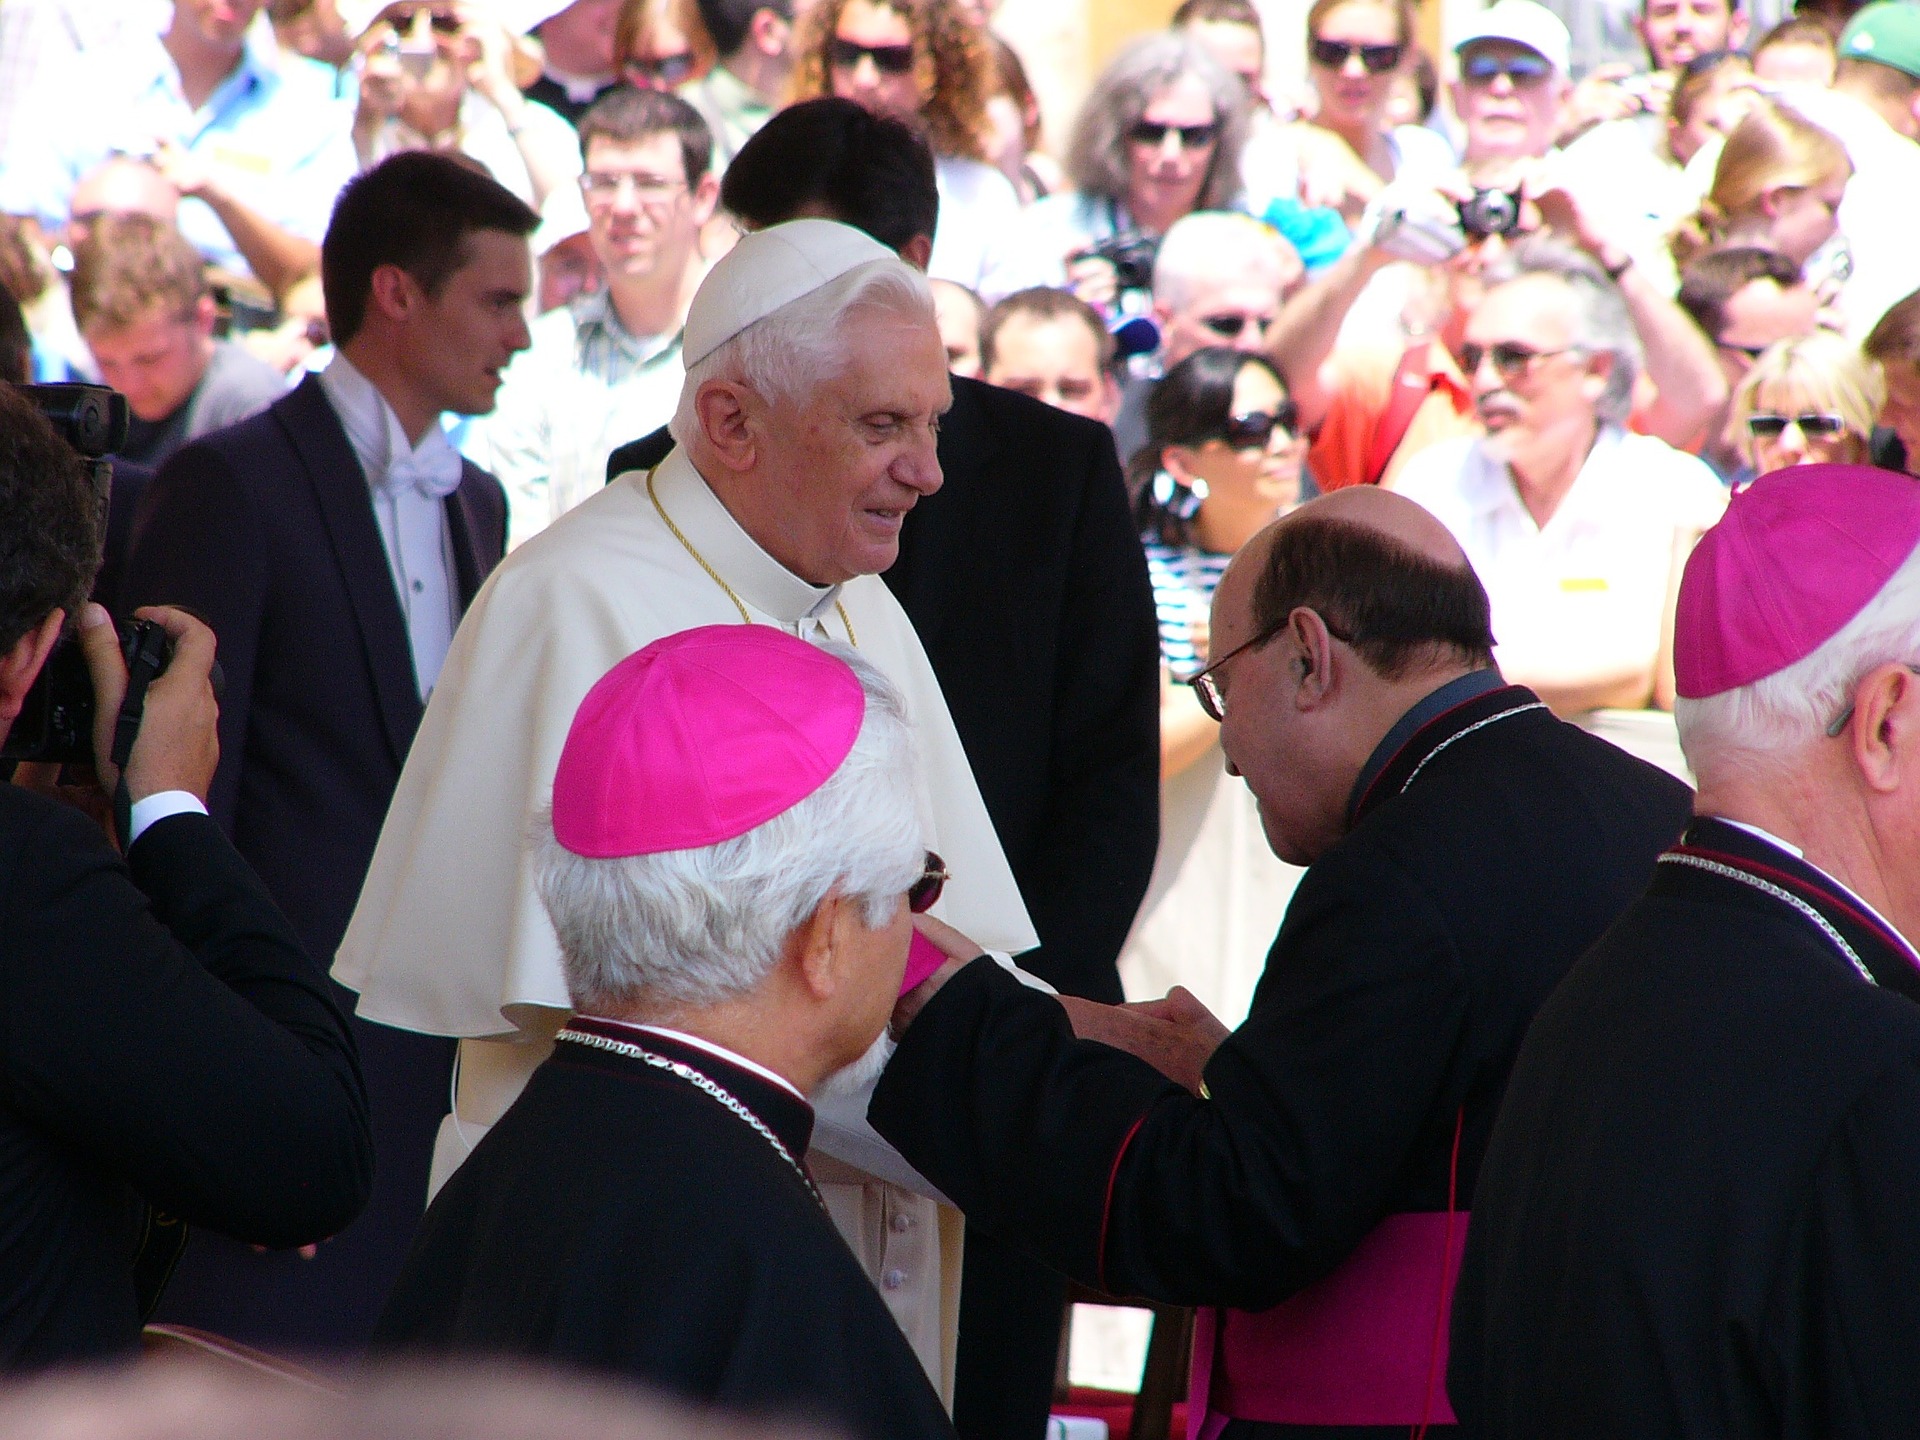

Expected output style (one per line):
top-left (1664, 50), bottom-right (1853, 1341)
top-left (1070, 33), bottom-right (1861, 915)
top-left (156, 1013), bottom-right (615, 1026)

top-left (579, 170), bottom-right (689, 205)
top-left (1309, 37), bottom-right (1405, 73)
top-left (1459, 50), bottom-right (1554, 85)
top-left (1129, 119), bottom-right (1220, 150)
top-left (1189, 612), bottom-right (1353, 721)
top-left (1460, 341), bottom-right (1581, 383)
top-left (1747, 412), bottom-right (1847, 440)
top-left (378, 4), bottom-right (462, 32)
top-left (1216, 402), bottom-right (1300, 448)
top-left (908, 851), bottom-right (948, 913)
top-left (829, 37), bottom-right (917, 74)
top-left (1200, 312), bottom-right (1274, 341)
top-left (1827, 665), bottom-right (1920, 738)
top-left (623, 52), bottom-right (698, 86)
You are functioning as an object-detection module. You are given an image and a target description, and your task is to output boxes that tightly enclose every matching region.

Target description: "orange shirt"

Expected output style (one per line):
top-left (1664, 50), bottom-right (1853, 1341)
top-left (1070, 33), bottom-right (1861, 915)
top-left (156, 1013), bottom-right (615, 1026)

top-left (1309, 338), bottom-right (1479, 493)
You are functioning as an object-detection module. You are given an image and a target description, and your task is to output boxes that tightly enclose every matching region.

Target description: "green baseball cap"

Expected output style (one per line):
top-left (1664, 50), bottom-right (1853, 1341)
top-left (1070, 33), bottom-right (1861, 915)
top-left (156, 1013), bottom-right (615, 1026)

top-left (1840, 2), bottom-right (1920, 81)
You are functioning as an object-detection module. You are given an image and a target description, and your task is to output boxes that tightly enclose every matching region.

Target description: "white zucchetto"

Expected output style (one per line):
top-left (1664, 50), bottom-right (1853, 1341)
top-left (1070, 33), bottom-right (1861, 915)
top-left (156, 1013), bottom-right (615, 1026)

top-left (682, 219), bottom-right (901, 367)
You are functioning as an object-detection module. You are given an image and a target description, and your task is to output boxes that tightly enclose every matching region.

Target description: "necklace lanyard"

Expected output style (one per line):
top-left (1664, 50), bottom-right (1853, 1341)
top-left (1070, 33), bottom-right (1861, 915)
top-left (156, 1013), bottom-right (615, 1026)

top-left (1657, 852), bottom-right (1878, 987)
top-left (1398, 700), bottom-right (1549, 796)
top-left (555, 1027), bottom-right (823, 1206)
top-left (646, 467), bottom-right (858, 647)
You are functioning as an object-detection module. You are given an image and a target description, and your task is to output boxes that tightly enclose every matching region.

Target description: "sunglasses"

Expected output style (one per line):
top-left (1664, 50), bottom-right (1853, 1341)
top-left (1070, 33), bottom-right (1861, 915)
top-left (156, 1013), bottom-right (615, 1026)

top-left (1129, 119), bottom-right (1220, 149)
top-left (1747, 412), bottom-right (1847, 439)
top-left (624, 52), bottom-right (697, 86)
top-left (908, 851), bottom-right (948, 914)
top-left (1310, 37), bottom-right (1405, 73)
top-left (1217, 403), bottom-right (1299, 448)
top-left (829, 37), bottom-right (916, 74)
top-left (1200, 312), bottom-right (1273, 341)
top-left (1460, 51), bottom-right (1554, 84)
top-left (380, 4), bottom-right (462, 31)
top-left (1460, 341), bottom-right (1580, 383)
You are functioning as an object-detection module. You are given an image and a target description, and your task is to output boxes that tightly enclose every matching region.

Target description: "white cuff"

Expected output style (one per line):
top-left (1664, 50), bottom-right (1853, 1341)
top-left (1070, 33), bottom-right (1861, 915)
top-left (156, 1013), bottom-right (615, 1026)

top-left (127, 791), bottom-right (209, 846)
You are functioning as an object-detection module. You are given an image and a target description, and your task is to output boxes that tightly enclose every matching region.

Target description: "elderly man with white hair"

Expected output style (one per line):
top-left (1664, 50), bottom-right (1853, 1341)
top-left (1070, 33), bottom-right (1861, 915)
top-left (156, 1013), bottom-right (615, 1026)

top-left (376, 625), bottom-right (955, 1440)
top-left (337, 218), bottom-right (1038, 1392)
top-left (1450, 462), bottom-right (1920, 1436)
top-left (1392, 237), bottom-right (1727, 718)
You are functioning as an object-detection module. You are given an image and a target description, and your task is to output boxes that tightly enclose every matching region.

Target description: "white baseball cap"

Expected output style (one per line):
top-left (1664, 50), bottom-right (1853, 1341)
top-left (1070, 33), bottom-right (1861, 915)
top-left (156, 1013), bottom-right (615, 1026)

top-left (1453, 0), bottom-right (1572, 76)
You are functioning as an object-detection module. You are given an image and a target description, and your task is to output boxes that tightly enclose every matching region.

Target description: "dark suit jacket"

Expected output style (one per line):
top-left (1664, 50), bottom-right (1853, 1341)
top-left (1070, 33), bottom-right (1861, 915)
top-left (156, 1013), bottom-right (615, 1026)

top-left (121, 373), bottom-right (507, 1351)
top-left (609, 376), bottom-right (1159, 1003)
top-left (0, 792), bottom-right (369, 1367)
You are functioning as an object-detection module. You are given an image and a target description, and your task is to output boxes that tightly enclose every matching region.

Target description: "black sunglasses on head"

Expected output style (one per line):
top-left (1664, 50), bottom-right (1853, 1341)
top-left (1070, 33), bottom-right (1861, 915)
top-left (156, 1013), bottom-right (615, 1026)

top-left (1129, 119), bottom-right (1219, 149)
top-left (829, 37), bottom-right (916, 74)
top-left (1309, 37), bottom-right (1404, 72)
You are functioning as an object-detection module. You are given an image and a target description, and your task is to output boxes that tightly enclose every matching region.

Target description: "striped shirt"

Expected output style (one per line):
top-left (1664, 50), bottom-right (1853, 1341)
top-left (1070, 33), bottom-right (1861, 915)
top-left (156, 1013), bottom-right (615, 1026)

top-left (1146, 542), bottom-right (1232, 680)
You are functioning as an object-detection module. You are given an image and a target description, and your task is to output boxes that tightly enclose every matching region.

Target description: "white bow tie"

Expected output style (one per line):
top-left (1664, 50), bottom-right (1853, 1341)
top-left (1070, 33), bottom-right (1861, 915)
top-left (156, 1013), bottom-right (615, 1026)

top-left (380, 440), bottom-right (463, 501)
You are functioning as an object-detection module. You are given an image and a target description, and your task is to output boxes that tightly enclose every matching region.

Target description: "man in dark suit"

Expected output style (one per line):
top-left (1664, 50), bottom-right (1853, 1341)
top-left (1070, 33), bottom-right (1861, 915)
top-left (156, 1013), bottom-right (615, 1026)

top-left (605, 100), bottom-right (1161, 1440)
top-left (875, 488), bottom-right (1694, 1440)
top-left (0, 384), bottom-right (370, 1367)
top-left (122, 152), bottom-right (535, 1353)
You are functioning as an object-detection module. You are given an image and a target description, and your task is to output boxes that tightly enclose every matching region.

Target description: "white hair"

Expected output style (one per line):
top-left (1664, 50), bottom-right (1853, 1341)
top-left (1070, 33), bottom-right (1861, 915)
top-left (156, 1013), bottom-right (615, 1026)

top-left (1677, 541), bottom-right (1920, 779)
top-left (1482, 236), bottom-right (1642, 426)
top-left (669, 258), bottom-right (935, 444)
top-left (533, 644), bottom-right (925, 1014)
top-left (1152, 210), bottom-right (1295, 312)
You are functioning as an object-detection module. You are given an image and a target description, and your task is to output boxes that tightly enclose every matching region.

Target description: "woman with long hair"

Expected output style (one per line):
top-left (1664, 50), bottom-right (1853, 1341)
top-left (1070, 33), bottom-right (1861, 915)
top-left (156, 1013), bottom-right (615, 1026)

top-left (787, 0), bottom-right (1023, 294)
top-left (1116, 347), bottom-right (1307, 1027)
top-left (1669, 100), bottom-right (1852, 273)
top-left (1730, 330), bottom-right (1882, 478)
top-left (612, 0), bottom-right (716, 90)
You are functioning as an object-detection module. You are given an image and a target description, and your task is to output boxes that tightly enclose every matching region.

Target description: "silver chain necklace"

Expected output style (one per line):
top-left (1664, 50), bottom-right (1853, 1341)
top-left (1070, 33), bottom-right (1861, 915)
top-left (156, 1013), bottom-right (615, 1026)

top-left (1399, 700), bottom-right (1550, 794)
top-left (1658, 852), bottom-right (1877, 987)
top-left (556, 1027), bottom-right (823, 1205)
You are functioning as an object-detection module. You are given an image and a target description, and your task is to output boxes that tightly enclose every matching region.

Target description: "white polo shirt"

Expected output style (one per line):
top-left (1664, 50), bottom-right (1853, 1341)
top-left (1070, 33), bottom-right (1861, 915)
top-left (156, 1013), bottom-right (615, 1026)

top-left (1393, 425), bottom-right (1727, 700)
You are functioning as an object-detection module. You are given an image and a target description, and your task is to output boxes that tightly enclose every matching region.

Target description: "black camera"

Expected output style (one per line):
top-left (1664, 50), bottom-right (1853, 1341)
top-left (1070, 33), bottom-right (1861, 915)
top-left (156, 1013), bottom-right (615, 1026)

top-left (1457, 188), bottom-right (1523, 241)
top-left (0, 383), bottom-right (158, 768)
top-left (1077, 229), bottom-right (1160, 297)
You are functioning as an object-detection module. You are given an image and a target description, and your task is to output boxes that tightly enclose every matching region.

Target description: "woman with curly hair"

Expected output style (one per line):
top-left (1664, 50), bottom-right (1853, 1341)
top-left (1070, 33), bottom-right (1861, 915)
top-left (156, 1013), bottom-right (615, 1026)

top-left (1011, 31), bottom-right (1250, 308)
top-left (788, 0), bottom-right (1023, 295)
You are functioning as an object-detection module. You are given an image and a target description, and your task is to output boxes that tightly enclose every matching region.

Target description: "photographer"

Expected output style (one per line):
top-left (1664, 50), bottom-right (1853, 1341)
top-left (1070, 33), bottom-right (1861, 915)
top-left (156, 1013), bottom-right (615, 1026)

top-left (0, 384), bottom-right (370, 1365)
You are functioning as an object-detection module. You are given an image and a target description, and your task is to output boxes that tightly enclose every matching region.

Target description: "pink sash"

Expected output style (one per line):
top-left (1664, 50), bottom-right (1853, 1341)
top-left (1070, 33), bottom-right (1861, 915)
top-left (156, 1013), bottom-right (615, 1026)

top-left (1186, 1211), bottom-right (1467, 1437)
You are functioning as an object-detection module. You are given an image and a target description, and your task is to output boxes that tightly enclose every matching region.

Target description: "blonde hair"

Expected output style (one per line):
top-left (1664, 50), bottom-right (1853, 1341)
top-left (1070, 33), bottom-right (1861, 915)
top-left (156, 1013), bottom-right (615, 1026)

top-left (1668, 100), bottom-right (1850, 270)
top-left (1729, 330), bottom-right (1883, 467)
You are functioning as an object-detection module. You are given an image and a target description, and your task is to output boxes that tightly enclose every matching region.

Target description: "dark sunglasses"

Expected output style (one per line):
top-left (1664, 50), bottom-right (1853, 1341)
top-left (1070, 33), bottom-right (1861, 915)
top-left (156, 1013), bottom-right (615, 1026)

top-left (908, 851), bottom-right (948, 914)
top-left (381, 4), bottom-right (462, 31)
top-left (1309, 37), bottom-right (1404, 73)
top-left (1747, 412), bottom-right (1847, 439)
top-left (1200, 312), bottom-right (1273, 340)
top-left (1460, 50), bottom-right (1554, 84)
top-left (624, 52), bottom-right (697, 86)
top-left (1217, 403), bottom-right (1300, 448)
top-left (1460, 341), bottom-right (1579, 383)
top-left (1129, 119), bottom-right (1220, 149)
top-left (829, 37), bottom-right (916, 74)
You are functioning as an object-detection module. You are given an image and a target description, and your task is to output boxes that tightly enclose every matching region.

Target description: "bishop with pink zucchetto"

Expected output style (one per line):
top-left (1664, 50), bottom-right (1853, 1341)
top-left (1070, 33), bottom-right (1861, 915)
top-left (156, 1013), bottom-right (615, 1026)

top-left (375, 626), bottom-right (956, 1440)
top-left (1454, 463), bottom-right (1920, 1435)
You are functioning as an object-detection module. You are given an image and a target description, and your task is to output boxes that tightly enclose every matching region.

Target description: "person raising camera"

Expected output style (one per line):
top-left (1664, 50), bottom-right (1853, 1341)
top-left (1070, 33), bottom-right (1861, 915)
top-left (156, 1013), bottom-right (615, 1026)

top-left (0, 383), bottom-right (370, 1366)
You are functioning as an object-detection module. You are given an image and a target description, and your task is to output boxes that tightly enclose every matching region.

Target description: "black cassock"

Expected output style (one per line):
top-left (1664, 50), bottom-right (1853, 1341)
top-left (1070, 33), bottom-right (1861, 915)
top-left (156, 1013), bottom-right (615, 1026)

top-left (1450, 817), bottom-right (1920, 1438)
top-left (871, 679), bottom-right (1692, 1439)
top-left (375, 1021), bottom-right (955, 1440)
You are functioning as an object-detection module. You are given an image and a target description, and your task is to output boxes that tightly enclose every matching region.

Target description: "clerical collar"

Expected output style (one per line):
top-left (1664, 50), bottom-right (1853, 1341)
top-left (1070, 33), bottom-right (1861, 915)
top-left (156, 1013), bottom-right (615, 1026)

top-left (634, 447), bottom-right (846, 626)
top-left (579, 1016), bottom-right (807, 1102)
top-left (1684, 817), bottom-right (1920, 980)
top-left (1348, 668), bottom-right (1512, 823)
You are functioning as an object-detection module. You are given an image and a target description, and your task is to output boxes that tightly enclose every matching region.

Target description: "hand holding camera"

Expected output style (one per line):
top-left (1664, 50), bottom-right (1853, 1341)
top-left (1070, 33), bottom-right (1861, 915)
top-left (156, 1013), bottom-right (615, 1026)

top-left (76, 606), bottom-right (219, 807)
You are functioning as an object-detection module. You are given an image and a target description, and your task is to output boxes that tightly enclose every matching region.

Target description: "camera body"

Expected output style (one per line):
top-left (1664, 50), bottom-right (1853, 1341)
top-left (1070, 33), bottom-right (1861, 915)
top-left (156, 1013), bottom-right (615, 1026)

top-left (1083, 229), bottom-right (1161, 296)
top-left (1457, 188), bottom-right (1523, 241)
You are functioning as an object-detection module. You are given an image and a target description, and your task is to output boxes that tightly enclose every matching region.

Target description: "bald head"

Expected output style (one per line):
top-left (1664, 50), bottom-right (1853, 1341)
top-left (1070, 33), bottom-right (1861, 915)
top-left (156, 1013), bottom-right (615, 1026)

top-left (68, 158), bottom-right (179, 233)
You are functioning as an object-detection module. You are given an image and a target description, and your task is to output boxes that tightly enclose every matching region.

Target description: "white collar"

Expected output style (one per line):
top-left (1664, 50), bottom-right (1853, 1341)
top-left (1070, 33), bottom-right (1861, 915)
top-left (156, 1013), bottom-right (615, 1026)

top-left (630, 446), bottom-right (845, 626)
top-left (317, 351), bottom-right (455, 484)
top-left (584, 1016), bottom-right (806, 1102)
top-left (1471, 422), bottom-right (1625, 533)
top-left (1715, 817), bottom-right (1920, 968)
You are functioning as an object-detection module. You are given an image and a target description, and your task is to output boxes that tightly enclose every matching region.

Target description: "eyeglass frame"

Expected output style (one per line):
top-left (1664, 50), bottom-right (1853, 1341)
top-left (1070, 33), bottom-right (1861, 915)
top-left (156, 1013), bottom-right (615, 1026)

top-left (1459, 49), bottom-right (1555, 85)
top-left (1459, 341), bottom-right (1585, 385)
top-left (828, 37), bottom-right (917, 74)
top-left (1189, 611), bottom-right (1355, 722)
top-left (1213, 402), bottom-right (1301, 449)
top-left (1746, 411), bottom-right (1848, 440)
top-left (1199, 311), bottom-right (1276, 341)
top-left (908, 851), bottom-right (949, 914)
top-left (623, 51), bottom-right (699, 86)
top-left (1308, 37), bottom-right (1405, 73)
top-left (578, 169), bottom-right (691, 207)
top-left (1128, 119), bottom-right (1221, 150)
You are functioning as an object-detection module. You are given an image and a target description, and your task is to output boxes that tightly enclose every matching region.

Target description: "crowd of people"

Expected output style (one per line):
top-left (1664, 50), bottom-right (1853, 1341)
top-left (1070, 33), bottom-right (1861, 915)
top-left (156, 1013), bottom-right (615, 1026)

top-left (8, 0), bottom-right (1920, 1437)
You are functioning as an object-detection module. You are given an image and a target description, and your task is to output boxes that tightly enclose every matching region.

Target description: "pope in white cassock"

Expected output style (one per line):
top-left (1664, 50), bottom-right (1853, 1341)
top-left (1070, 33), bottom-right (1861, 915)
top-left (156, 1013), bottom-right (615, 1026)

top-left (334, 219), bottom-right (1040, 1395)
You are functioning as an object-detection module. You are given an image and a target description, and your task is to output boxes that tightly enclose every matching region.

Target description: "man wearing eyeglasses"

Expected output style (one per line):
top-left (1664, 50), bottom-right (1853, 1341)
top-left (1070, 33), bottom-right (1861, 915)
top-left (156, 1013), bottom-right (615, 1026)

top-left (1391, 238), bottom-right (1727, 718)
top-left (472, 87), bottom-right (717, 548)
top-left (874, 483), bottom-right (1693, 1438)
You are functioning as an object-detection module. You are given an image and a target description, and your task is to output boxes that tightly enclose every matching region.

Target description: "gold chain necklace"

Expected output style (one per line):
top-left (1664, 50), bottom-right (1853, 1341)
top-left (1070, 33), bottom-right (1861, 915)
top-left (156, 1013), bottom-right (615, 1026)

top-left (647, 467), bottom-right (857, 647)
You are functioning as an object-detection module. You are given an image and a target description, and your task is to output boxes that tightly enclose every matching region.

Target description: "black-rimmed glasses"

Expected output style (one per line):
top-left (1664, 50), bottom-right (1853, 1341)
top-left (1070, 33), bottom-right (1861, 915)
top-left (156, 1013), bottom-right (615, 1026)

top-left (1309, 38), bottom-right (1404, 73)
top-left (829, 38), bottom-right (916, 74)
top-left (1217, 402), bottom-right (1300, 449)
top-left (1460, 341), bottom-right (1582, 384)
top-left (1747, 412), bottom-right (1847, 440)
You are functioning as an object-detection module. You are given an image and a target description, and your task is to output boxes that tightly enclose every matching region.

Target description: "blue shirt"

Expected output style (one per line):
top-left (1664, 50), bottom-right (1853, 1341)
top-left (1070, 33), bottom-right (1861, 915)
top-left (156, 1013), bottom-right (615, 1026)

top-left (0, 28), bottom-right (356, 277)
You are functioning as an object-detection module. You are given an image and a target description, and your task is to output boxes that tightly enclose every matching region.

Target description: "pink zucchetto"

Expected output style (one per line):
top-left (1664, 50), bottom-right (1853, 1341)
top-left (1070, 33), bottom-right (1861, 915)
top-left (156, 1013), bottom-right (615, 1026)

top-left (1674, 463), bottom-right (1920, 699)
top-left (552, 626), bottom-right (867, 858)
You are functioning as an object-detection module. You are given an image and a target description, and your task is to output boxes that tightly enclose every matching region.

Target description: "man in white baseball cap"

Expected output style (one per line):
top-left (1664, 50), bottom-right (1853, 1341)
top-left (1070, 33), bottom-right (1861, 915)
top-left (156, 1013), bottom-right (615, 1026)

top-left (1452, 0), bottom-right (1574, 167)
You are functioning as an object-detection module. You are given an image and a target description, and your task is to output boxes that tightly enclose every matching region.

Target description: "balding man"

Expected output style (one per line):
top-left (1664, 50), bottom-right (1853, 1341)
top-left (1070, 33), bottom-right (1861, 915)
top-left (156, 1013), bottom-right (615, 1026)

top-left (874, 486), bottom-right (1693, 1437)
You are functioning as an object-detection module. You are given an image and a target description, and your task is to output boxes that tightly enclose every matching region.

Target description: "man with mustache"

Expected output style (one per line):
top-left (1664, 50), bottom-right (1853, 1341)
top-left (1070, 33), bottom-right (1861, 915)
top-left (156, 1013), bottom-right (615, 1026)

top-left (1391, 235), bottom-right (1726, 719)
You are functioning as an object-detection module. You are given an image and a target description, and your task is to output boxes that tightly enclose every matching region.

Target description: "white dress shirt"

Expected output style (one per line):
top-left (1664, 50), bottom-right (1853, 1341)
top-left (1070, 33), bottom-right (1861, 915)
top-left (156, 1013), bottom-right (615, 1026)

top-left (317, 353), bottom-right (460, 699)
